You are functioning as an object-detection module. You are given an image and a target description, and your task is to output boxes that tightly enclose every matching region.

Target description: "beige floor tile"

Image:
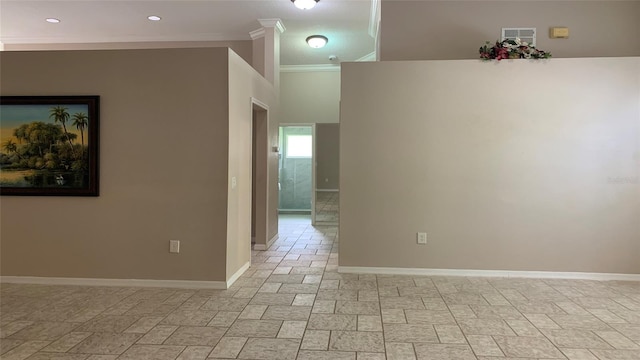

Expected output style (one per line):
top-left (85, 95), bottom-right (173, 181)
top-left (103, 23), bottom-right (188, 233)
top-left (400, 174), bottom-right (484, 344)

top-left (470, 305), bottom-right (525, 320)
top-left (523, 313), bottom-right (561, 329)
top-left (278, 321), bottom-right (307, 339)
top-left (262, 305), bottom-right (312, 320)
top-left (164, 326), bottom-right (226, 346)
top-left (0, 339), bottom-right (24, 355)
top-left (250, 293), bottom-right (296, 306)
top-left (380, 297), bottom-right (425, 310)
top-left (560, 348), bottom-right (600, 360)
top-left (238, 304), bottom-right (268, 320)
top-left (207, 311), bottom-right (240, 327)
top-left (357, 352), bottom-right (385, 360)
top-left (434, 324), bottom-right (466, 344)
top-left (16, 353), bottom-right (88, 360)
top-left (357, 315), bottom-right (382, 332)
top-left (316, 290), bottom-right (358, 301)
top-left (328, 331), bottom-right (384, 352)
top-left (312, 300), bottom-right (336, 314)
top-left (200, 298), bottom-right (250, 312)
top-left (492, 335), bottom-right (565, 358)
top-left (412, 343), bottom-right (476, 360)
top-left (466, 335), bottom-right (504, 357)
top-left (209, 337), bottom-right (247, 358)
top-left (136, 325), bottom-right (178, 344)
top-left (175, 346), bottom-right (212, 359)
top-left (161, 310), bottom-right (217, 326)
top-left (293, 294), bottom-right (317, 306)
top-left (549, 314), bottom-right (613, 330)
top-left (442, 292), bottom-right (489, 306)
top-left (226, 319), bottom-right (282, 337)
top-left (385, 342), bottom-right (416, 360)
top-left (595, 330), bottom-right (640, 349)
top-left (335, 301), bottom-right (380, 315)
top-left (85, 355), bottom-right (118, 360)
top-left (381, 309), bottom-right (406, 324)
top-left (297, 350), bottom-right (356, 360)
top-left (457, 318), bottom-right (516, 336)
top-left (301, 330), bottom-right (331, 350)
top-left (42, 332), bottom-right (92, 352)
top-left (590, 349), bottom-right (640, 360)
top-left (118, 344), bottom-right (185, 359)
top-left (541, 328), bottom-right (613, 349)
top-left (70, 332), bottom-right (142, 355)
top-left (405, 310), bottom-right (456, 325)
top-left (124, 316), bottom-right (164, 334)
top-left (308, 314), bottom-right (357, 331)
top-left (1, 340), bottom-right (51, 360)
top-left (504, 319), bottom-right (543, 337)
top-left (10, 321), bottom-right (78, 341)
top-left (383, 324), bottom-right (438, 343)
top-left (237, 338), bottom-right (300, 360)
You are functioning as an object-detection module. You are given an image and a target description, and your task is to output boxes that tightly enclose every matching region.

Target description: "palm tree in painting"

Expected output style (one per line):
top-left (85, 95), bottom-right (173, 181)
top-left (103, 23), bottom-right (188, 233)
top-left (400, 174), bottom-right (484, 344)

top-left (49, 105), bottom-right (76, 158)
top-left (72, 112), bottom-right (88, 150)
top-left (2, 139), bottom-right (22, 160)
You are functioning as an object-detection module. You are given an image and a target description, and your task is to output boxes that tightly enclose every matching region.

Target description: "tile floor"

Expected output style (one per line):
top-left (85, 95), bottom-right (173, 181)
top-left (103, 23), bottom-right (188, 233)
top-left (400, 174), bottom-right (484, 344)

top-left (2, 216), bottom-right (640, 359)
top-left (314, 192), bottom-right (339, 224)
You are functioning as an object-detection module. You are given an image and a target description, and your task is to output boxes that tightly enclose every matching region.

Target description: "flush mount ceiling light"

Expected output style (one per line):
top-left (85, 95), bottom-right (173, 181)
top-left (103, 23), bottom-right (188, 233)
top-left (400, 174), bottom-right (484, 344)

top-left (45, 18), bottom-right (60, 23)
top-left (306, 35), bottom-right (328, 48)
top-left (147, 15), bottom-right (162, 21)
top-left (291, 0), bottom-right (319, 10)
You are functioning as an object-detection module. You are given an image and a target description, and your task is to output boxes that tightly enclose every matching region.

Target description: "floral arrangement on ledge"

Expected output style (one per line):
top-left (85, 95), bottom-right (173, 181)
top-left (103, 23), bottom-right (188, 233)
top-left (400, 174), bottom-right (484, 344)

top-left (479, 38), bottom-right (552, 60)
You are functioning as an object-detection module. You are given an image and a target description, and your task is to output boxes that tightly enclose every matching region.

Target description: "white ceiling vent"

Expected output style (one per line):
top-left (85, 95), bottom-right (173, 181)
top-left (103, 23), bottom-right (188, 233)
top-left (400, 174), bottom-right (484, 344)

top-left (502, 28), bottom-right (536, 46)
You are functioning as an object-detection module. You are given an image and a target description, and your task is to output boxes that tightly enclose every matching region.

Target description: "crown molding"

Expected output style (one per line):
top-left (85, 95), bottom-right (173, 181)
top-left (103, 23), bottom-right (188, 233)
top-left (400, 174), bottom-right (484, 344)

top-left (280, 64), bottom-right (341, 73)
top-left (0, 32), bottom-right (251, 45)
top-left (355, 51), bottom-right (376, 62)
top-left (368, 0), bottom-right (381, 39)
top-left (257, 19), bottom-right (286, 34)
top-left (249, 28), bottom-right (265, 40)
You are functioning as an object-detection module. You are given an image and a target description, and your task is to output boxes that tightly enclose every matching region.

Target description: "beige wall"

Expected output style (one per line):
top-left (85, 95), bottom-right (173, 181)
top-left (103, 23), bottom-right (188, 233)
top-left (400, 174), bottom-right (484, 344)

top-left (227, 51), bottom-right (279, 279)
top-left (316, 124), bottom-right (340, 190)
top-left (340, 57), bottom-right (640, 274)
top-left (0, 48), bottom-right (232, 281)
top-left (4, 40), bottom-right (254, 70)
top-left (380, 1), bottom-right (640, 60)
top-left (280, 70), bottom-right (340, 124)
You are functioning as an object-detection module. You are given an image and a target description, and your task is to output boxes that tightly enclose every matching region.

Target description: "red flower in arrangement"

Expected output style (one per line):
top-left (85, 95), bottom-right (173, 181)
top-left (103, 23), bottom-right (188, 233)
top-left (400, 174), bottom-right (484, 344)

top-left (479, 38), bottom-right (552, 61)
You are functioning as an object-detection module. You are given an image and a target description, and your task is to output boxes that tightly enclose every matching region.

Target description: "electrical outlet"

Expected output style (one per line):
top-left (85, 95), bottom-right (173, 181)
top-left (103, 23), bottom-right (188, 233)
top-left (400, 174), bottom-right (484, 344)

top-left (417, 232), bottom-right (427, 245)
top-left (169, 240), bottom-right (180, 253)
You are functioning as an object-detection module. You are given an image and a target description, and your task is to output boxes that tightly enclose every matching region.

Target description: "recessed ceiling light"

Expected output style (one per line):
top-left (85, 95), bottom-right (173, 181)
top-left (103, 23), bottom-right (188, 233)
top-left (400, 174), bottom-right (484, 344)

top-left (291, 0), bottom-right (319, 10)
top-left (147, 15), bottom-right (162, 21)
top-left (306, 35), bottom-right (328, 49)
top-left (45, 18), bottom-right (60, 23)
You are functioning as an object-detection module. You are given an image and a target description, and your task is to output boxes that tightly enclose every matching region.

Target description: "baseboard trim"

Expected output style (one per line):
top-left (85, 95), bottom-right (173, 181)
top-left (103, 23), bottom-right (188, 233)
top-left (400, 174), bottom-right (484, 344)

top-left (226, 261), bottom-right (250, 288)
top-left (337, 266), bottom-right (640, 281)
top-left (316, 189), bottom-right (339, 192)
top-left (0, 276), bottom-right (227, 289)
top-left (253, 234), bottom-right (278, 251)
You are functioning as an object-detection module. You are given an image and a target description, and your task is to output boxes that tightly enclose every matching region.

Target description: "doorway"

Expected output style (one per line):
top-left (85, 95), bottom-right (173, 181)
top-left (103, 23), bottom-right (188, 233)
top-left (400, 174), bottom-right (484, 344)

top-left (278, 125), bottom-right (315, 222)
top-left (251, 101), bottom-right (269, 248)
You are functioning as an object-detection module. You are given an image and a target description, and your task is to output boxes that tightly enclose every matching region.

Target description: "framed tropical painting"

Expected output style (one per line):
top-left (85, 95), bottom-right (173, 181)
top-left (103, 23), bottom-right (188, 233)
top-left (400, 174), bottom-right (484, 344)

top-left (0, 96), bottom-right (99, 196)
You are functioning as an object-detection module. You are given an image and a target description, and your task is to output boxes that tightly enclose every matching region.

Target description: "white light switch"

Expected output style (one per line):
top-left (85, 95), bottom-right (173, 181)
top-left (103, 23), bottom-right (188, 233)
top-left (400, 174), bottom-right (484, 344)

top-left (231, 177), bottom-right (237, 189)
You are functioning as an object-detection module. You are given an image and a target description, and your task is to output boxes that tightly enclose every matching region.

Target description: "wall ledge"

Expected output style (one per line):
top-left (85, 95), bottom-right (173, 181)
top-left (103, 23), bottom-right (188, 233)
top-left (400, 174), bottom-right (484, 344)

top-left (338, 267), bottom-right (640, 281)
top-left (0, 276), bottom-right (227, 289)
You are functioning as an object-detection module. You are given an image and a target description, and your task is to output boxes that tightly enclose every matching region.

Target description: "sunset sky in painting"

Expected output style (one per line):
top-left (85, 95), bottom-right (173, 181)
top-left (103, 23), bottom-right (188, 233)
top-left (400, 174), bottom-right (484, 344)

top-left (0, 104), bottom-right (89, 146)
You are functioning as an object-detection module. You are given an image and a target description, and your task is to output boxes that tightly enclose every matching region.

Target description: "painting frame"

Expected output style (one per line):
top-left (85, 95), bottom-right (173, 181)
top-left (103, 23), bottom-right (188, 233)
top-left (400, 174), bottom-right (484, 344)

top-left (0, 96), bottom-right (99, 196)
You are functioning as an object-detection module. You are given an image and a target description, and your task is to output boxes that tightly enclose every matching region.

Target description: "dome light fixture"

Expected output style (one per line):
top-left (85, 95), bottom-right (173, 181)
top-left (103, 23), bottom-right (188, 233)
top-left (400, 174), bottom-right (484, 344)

top-left (45, 18), bottom-right (61, 23)
top-left (291, 0), bottom-right (319, 10)
top-left (306, 35), bottom-right (328, 49)
top-left (147, 15), bottom-right (162, 21)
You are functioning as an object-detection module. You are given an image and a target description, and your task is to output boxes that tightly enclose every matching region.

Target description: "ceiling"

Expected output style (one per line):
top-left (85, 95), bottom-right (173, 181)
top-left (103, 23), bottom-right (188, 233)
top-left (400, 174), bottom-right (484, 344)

top-left (0, 0), bottom-right (377, 66)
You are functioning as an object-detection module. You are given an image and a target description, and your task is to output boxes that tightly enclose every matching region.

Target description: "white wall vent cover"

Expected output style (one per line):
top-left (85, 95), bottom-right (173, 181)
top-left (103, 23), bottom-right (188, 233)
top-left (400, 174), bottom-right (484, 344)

top-left (502, 28), bottom-right (536, 46)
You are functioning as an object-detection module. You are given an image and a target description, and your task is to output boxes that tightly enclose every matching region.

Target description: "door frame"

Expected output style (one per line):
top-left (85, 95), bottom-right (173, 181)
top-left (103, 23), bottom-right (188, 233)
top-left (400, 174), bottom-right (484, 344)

top-left (278, 123), bottom-right (316, 224)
